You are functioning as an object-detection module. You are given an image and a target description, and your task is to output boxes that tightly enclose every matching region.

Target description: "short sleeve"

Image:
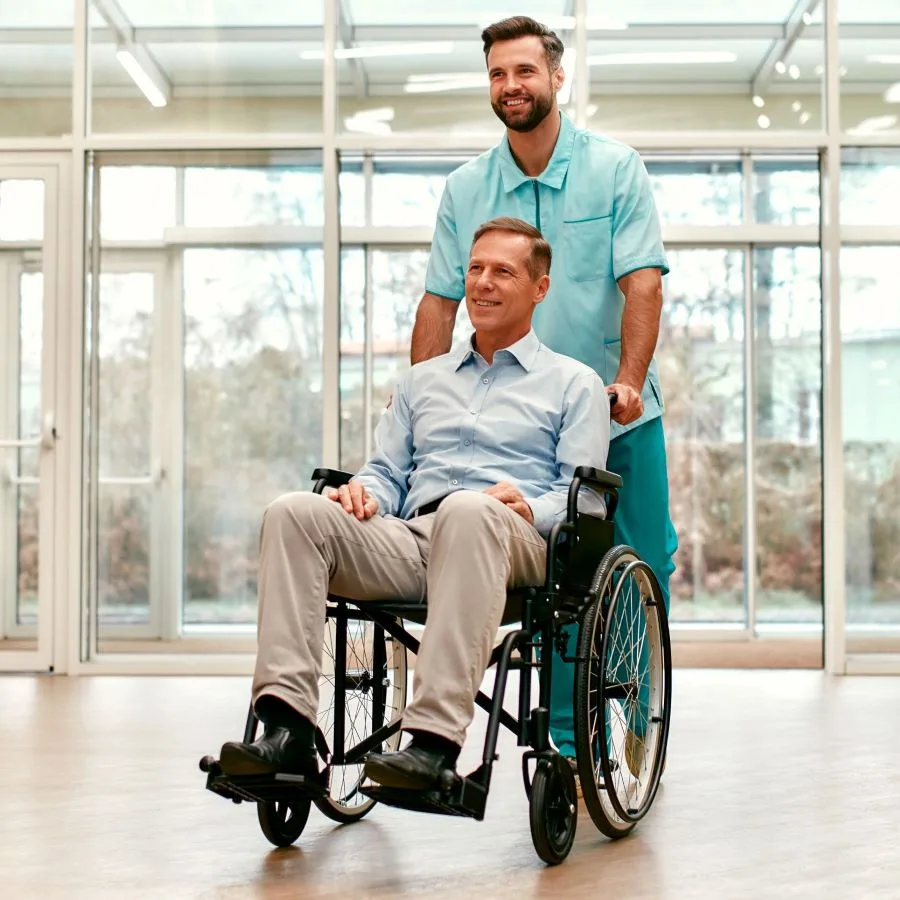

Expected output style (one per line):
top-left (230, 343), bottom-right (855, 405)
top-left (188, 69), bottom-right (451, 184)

top-left (424, 183), bottom-right (466, 302)
top-left (611, 151), bottom-right (670, 281)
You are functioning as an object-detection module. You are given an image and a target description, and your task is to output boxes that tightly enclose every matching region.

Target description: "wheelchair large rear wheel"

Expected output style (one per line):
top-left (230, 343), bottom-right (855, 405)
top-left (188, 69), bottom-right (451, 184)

top-left (313, 613), bottom-right (408, 823)
top-left (574, 545), bottom-right (672, 840)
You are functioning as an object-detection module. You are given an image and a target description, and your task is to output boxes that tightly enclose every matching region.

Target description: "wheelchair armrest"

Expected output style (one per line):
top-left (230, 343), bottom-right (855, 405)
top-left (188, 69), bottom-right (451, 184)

top-left (311, 468), bottom-right (354, 493)
top-left (573, 466), bottom-right (623, 491)
top-left (567, 466), bottom-right (622, 524)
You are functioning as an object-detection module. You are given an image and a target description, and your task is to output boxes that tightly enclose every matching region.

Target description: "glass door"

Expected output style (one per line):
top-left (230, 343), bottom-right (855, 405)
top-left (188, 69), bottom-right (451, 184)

top-left (0, 167), bottom-right (59, 671)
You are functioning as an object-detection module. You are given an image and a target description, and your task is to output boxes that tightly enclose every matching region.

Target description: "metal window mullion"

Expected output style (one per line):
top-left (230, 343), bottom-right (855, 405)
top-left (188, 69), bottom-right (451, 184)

top-left (152, 253), bottom-right (177, 642)
top-left (574, 0), bottom-right (588, 129)
top-left (0, 257), bottom-right (19, 641)
top-left (822, 0), bottom-right (846, 675)
top-left (363, 246), bottom-right (374, 461)
top-left (321, 0), bottom-right (340, 467)
top-left (85, 159), bottom-right (102, 663)
top-left (743, 245), bottom-right (758, 637)
top-left (34, 169), bottom-right (59, 666)
top-left (742, 152), bottom-right (754, 224)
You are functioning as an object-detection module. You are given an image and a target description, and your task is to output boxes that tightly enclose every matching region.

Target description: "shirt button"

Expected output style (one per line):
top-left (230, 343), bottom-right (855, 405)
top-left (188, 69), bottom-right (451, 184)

top-left (482, 378), bottom-right (489, 384)
top-left (464, 440), bottom-right (471, 446)
top-left (452, 479), bottom-right (458, 485)
top-left (470, 409), bottom-right (476, 415)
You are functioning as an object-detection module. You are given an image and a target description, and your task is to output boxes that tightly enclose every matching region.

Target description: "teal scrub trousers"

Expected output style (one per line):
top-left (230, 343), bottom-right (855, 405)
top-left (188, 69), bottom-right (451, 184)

top-left (548, 415), bottom-right (677, 758)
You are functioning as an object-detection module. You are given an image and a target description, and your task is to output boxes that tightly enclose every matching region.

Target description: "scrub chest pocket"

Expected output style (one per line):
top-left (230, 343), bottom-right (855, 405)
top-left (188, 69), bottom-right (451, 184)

top-left (562, 215), bottom-right (612, 283)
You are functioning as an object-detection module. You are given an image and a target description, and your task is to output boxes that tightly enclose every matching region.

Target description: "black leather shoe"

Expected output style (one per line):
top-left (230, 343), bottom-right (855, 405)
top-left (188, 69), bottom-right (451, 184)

top-left (219, 725), bottom-right (319, 778)
top-left (363, 742), bottom-right (457, 791)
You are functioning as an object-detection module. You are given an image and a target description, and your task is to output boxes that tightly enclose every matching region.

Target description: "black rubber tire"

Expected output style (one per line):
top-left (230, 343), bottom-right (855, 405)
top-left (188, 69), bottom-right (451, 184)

top-left (528, 759), bottom-right (578, 866)
top-left (257, 800), bottom-right (311, 848)
top-left (574, 544), bottom-right (672, 839)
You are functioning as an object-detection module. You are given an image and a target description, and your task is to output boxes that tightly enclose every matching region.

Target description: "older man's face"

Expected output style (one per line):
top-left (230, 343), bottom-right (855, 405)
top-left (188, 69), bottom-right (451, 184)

top-left (464, 231), bottom-right (548, 341)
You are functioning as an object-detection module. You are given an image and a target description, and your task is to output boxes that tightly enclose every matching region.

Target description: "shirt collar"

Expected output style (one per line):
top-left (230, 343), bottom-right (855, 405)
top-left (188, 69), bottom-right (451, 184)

top-left (498, 112), bottom-right (576, 194)
top-left (454, 329), bottom-right (543, 373)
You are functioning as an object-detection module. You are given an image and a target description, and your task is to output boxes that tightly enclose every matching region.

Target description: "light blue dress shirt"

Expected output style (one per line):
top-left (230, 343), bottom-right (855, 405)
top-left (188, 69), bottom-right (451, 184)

top-left (425, 112), bottom-right (669, 439)
top-left (354, 330), bottom-right (610, 538)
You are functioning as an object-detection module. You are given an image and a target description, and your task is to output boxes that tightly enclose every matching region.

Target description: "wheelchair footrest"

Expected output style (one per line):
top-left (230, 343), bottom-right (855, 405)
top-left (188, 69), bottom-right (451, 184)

top-left (201, 758), bottom-right (328, 805)
top-left (360, 775), bottom-right (488, 821)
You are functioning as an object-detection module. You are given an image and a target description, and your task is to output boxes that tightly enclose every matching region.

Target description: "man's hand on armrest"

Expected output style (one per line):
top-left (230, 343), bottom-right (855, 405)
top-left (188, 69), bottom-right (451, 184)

top-left (483, 482), bottom-right (534, 526)
top-left (328, 482), bottom-right (380, 520)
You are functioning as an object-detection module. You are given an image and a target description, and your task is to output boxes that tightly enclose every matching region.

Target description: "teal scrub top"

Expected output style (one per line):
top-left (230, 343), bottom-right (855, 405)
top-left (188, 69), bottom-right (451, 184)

top-left (425, 112), bottom-right (670, 438)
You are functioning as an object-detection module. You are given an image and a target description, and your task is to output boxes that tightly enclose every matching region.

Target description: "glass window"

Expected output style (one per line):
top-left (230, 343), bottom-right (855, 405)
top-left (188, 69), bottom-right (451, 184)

top-left (841, 149), bottom-right (900, 226)
top-left (645, 160), bottom-right (742, 226)
top-left (337, 2), bottom-right (570, 135)
top-left (87, 155), bottom-right (325, 643)
top-left (89, 2), bottom-right (324, 135)
top-left (842, 247), bottom-right (900, 640)
top-left (840, 2), bottom-right (900, 135)
top-left (657, 249), bottom-right (746, 624)
top-left (0, 181), bottom-right (45, 241)
top-left (97, 272), bottom-right (155, 626)
top-left (99, 168), bottom-right (176, 241)
top-left (182, 248), bottom-right (324, 627)
top-left (184, 165), bottom-right (325, 228)
top-left (339, 247), bottom-right (471, 473)
top-left (587, 1), bottom-right (824, 132)
top-left (753, 158), bottom-right (820, 226)
top-left (753, 247), bottom-right (823, 626)
top-left (0, 3), bottom-right (72, 138)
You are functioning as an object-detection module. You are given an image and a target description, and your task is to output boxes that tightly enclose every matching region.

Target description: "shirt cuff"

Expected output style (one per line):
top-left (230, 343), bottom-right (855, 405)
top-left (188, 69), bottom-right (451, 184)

top-left (527, 496), bottom-right (565, 539)
top-left (614, 256), bottom-right (670, 280)
top-left (424, 282), bottom-right (465, 303)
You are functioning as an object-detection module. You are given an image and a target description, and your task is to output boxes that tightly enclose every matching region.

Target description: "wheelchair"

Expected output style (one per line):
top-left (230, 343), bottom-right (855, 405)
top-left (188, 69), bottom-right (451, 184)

top-left (200, 465), bottom-right (672, 866)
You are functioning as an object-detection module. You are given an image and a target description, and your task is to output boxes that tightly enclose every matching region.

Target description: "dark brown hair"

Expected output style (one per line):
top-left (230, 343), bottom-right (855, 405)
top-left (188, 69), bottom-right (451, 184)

top-left (481, 16), bottom-right (564, 73)
top-left (471, 216), bottom-right (552, 280)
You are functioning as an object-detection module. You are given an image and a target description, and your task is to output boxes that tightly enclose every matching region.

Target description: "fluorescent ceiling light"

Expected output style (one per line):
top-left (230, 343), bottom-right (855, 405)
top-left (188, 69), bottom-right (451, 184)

top-left (587, 51), bottom-right (737, 66)
top-left (866, 55), bottom-right (900, 64)
top-left (883, 82), bottom-right (900, 103)
top-left (847, 115), bottom-right (898, 135)
top-left (302, 42), bottom-right (454, 60)
top-left (404, 73), bottom-right (488, 93)
top-left (116, 49), bottom-right (167, 108)
top-left (478, 14), bottom-right (627, 30)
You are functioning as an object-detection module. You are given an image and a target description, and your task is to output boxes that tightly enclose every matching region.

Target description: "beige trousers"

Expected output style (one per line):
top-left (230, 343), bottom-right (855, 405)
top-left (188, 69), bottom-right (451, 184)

top-left (251, 489), bottom-right (547, 747)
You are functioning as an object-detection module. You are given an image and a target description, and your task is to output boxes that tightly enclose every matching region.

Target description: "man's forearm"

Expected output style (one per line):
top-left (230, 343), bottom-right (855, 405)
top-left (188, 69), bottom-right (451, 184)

top-left (615, 269), bottom-right (663, 390)
top-left (411, 292), bottom-right (457, 364)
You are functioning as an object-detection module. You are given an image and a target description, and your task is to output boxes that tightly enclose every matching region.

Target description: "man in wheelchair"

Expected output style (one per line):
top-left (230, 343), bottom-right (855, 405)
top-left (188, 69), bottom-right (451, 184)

top-left (217, 216), bottom-right (610, 792)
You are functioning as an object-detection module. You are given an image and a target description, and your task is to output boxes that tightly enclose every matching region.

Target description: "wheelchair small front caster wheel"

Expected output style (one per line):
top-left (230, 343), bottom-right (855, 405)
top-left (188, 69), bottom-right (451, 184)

top-left (529, 759), bottom-right (578, 865)
top-left (257, 800), bottom-right (311, 848)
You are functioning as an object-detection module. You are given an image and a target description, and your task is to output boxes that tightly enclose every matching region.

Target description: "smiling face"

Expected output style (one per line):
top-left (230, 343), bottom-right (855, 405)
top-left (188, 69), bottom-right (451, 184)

top-left (487, 36), bottom-right (564, 133)
top-left (465, 229), bottom-right (550, 349)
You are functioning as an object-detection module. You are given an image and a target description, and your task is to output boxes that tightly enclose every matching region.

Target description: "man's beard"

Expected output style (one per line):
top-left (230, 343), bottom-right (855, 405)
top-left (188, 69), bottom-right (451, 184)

top-left (491, 90), bottom-right (555, 133)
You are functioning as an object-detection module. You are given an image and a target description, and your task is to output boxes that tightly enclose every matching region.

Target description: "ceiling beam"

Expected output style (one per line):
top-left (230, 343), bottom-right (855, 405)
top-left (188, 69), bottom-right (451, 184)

top-left (338, 0), bottom-right (369, 100)
top-left (6, 22), bottom-right (900, 46)
top-left (91, 0), bottom-right (172, 104)
top-left (751, 0), bottom-right (823, 97)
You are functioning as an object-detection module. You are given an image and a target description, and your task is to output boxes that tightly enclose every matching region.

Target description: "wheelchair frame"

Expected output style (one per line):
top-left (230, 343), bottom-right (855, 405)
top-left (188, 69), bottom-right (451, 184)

top-left (201, 464), bottom-right (670, 862)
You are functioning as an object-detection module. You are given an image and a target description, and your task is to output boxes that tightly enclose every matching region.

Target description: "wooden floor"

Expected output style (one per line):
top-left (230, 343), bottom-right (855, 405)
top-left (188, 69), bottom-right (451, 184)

top-left (3, 670), bottom-right (899, 900)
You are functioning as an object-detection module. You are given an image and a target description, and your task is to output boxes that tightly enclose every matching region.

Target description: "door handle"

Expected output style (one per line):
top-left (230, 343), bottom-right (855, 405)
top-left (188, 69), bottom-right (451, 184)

top-left (0, 412), bottom-right (57, 451)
